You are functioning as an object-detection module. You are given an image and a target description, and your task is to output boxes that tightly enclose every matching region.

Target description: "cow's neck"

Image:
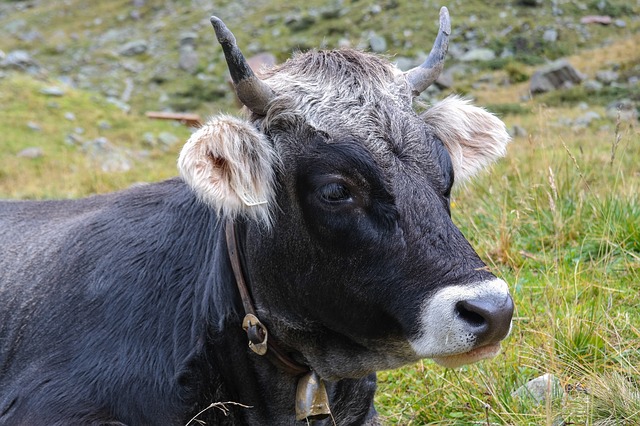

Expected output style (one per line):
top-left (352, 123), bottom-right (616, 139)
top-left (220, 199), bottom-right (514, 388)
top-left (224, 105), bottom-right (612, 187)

top-left (224, 219), bottom-right (332, 422)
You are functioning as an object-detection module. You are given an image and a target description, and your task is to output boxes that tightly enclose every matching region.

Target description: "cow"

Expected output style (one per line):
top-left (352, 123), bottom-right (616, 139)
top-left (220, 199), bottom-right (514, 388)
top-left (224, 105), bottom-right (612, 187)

top-left (0, 8), bottom-right (513, 425)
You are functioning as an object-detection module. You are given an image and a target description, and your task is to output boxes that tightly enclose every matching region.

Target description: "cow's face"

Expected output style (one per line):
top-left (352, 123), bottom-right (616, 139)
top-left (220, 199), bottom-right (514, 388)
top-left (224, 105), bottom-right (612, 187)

top-left (178, 12), bottom-right (513, 380)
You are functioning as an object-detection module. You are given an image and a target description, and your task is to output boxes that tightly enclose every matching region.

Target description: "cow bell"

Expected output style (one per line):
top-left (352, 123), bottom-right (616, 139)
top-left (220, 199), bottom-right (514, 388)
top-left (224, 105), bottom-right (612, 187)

top-left (295, 370), bottom-right (331, 422)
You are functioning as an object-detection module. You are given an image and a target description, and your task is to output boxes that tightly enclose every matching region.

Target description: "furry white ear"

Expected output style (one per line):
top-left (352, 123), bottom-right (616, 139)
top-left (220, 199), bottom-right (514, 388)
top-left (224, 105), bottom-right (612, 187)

top-left (178, 114), bottom-right (277, 225)
top-left (421, 96), bottom-right (510, 184)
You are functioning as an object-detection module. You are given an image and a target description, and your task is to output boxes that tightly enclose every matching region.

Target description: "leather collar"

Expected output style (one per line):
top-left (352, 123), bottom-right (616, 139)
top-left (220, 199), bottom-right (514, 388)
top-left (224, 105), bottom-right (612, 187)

top-left (225, 219), bottom-right (309, 376)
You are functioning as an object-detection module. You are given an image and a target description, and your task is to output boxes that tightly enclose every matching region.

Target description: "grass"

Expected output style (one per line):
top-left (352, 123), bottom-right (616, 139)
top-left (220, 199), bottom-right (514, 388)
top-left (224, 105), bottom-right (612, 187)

top-left (1, 0), bottom-right (639, 424)
top-left (0, 73), bottom-right (191, 198)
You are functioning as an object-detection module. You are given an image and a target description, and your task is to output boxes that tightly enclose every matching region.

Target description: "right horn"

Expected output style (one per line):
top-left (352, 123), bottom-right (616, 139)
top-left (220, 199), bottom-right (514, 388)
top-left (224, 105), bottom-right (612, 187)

top-left (404, 7), bottom-right (451, 96)
top-left (210, 16), bottom-right (275, 115)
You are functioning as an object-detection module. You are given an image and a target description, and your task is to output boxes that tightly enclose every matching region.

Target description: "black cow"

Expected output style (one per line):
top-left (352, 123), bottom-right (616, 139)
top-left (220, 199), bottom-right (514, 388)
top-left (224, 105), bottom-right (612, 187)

top-left (0, 9), bottom-right (513, 425)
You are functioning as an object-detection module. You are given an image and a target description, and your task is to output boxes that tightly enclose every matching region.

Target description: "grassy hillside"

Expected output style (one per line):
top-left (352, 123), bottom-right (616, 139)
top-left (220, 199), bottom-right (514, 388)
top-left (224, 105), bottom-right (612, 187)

top-left (1, 0), bottom-right (639, 424)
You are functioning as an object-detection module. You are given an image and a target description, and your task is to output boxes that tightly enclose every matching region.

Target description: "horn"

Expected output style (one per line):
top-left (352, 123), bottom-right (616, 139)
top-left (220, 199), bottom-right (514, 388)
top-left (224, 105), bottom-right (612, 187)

top-left (210, 16), bottom-right (275, 115)
top-left (404, 6), bottom-right (451, 96)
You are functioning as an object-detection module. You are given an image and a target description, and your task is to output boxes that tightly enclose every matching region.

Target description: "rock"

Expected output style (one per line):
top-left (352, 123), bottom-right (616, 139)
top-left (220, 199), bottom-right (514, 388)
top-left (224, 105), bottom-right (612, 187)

top-left (64, 112), bottom-right (76, 121)
top-left (179, 31), bottom-right (198, 47)
top-left (543, 29), bottom-right (558, 43)
top-left (510, 125), bottom-right (528, 138)
top-left (284, 13), bottom-right (317, 32)
top-left (595, 70), bottom-right (619, 85)
top-left (512, 373), bottom-right (563, 404)
top-left (606, 99), bottom-right (638, 121)
top-left (368, 33), bottom-right (387, 53)
top-left (614, 19), bottom-right (626, 28)
top-left (83, 137), bottom-right (133, 172)
top-left (27, 121), bottom-right (41, 131)
top-left (65, 134), bottom-right (83, 146)
top-left (583, 79), bottom-right (603, 92)
top-left (158, 132), bottom-right (179, 148)
top-left (460, 48), bottom-right (496, 62)
top-left (574, 111), bottom-right (601, 127)
top-left (394, 56), bottom-right (415, 72)
top-left (142, 132), bottom-right (156, 147)
top-left (17, 147), bottom-right (43, 158)
top-left (98, 120), bottom-right (112, 130)
top-left (530, 59), bottom-right (584, 94)
top-left (179, 46), bottom-right (199, 74)
top-left (106, 97), bottom-right (130, 113)
top-left (1, 50), bottom-right (38, 70)
top-left (40, 86), bottom-right (65, 96)
top-left (435, 68), bottom-right (454, 89)
top-left (118, 40), bottom-right (148, 56)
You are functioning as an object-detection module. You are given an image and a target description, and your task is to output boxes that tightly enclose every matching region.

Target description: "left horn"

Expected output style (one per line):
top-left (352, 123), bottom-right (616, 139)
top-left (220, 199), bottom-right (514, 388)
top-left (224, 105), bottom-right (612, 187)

top-left (210, 16), bottom-right (275, 115)
top-left (404, 6), bottom-right (451, 96)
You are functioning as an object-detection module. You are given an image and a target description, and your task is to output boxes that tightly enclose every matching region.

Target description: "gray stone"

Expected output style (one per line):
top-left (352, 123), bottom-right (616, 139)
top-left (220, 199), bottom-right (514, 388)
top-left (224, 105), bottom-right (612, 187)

top-left (530, 59), bottom-right (584, 94)
top-left (460, 48), bottom-right (496, 62)
top-left (179, 32), bottom-right (198, 47)
top-left (394, 56), bottom-right (416, 72)
top-left (64, 112), bottom-right (76, 121)
top-left (18, 30), bottom-right (42, 43)
top-left (510, 125), bottom-right (528, 138)
top-left (543, 29), bottom-right (558, 43)
top-left (368, 33), bottom-right (387, 53)
top-left (2, 50), bottom-right (37, 70)
top-left (40, 86), bottom-right (65, 96)
top-left (158, 132), bottom-right (179, 148)
top-left (606, 99), bottom-right (638, 121)
top-left (65, 134), bottom-right (83, 146)
top-left (27, 121), bottom-right (41, 131)
top-left (435, 69), bottom-right (454, 89)
top-left (614, 19), bottom-right (626, 28)
top-left (118, 40), bottom-right (148, 56)
top-left (98, 120), bottom-right (112, 130)
top-left (284, 14), bottom-right (317, 32)
top-left (17, 147), bottom-right (43, 158)
top-left (106, 97), bottom-right (130, 113)
top-left (179, 46), bottom-right (199, 74)
top-left (142, 132), bottom-right (157, 147)
top-left (83, 137), bottom-right (133, 172)
top-left (583, 79), bottom-right (603, 92)
top-left (574, 111), bottom-right (601, 127)
top-left (512, 373), bottom-right (563, 404)
top-left (595, 70), bottom-right (619, 85)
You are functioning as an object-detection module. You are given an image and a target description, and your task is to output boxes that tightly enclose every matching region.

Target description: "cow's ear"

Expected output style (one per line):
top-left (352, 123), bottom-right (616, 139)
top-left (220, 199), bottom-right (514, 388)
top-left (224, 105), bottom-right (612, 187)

top-left (421, 96), bottom-right (510, 184)
top-left (178, 115), bottom-right (277, 225)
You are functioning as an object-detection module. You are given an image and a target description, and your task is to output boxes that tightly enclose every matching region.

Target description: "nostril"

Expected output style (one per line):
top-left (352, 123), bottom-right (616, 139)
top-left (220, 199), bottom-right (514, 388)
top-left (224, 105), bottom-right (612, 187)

top-left (455, 300), bottom-right (489, 330)
top-left (455, 295), bottom-right (514, 346)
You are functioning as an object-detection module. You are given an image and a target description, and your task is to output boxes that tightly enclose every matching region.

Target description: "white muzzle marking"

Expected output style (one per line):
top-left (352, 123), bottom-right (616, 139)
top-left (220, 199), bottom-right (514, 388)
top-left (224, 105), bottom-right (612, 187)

top-left (409, 278), bottom-right (512, 365)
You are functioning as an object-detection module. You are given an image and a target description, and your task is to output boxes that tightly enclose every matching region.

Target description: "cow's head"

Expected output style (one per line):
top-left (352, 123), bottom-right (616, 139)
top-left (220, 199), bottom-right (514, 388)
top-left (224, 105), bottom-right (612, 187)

top-left (179, 8), bottom-right (513, 380)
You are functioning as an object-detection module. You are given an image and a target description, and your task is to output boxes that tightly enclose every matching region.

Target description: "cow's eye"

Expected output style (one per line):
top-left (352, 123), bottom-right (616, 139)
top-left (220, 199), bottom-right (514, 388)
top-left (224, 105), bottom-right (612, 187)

top-left (318, 182), bottom-right (352, 203)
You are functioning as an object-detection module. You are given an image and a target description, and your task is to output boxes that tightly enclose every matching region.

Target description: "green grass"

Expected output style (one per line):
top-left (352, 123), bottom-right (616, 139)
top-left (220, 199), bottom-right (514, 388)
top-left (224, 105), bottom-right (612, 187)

top-left (0, 73), bottom-right (191, 198)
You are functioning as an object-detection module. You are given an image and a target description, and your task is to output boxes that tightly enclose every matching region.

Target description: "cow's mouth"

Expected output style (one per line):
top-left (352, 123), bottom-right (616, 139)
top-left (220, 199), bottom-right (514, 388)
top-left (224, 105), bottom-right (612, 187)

top-left (431, 343), bottom-right (502, 369)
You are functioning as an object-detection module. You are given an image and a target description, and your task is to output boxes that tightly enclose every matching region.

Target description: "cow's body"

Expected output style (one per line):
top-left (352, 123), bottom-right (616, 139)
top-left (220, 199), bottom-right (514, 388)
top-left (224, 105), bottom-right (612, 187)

top-left (0, 10), bottom-right (513, 425)
top-left (0, 179), bottom-right (378, 425)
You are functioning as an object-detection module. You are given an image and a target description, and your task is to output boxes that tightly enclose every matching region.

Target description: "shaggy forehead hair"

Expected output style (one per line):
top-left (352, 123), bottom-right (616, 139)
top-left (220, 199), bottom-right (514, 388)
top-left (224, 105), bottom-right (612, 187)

top-left (259, 48), bottom-right (423, 163)
top-left (262, 49), bottom-right (414, 127)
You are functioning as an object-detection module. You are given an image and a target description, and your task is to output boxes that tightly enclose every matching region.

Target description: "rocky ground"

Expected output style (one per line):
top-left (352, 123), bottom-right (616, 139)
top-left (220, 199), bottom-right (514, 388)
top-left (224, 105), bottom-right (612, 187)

top-left (1, 0), bottom-right (638, 118)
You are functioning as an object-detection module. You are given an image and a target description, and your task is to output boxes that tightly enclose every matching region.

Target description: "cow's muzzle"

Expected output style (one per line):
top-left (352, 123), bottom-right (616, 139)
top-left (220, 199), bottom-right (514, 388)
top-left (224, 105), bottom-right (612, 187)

top-left (409, 278), bottom-right (514, 367)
